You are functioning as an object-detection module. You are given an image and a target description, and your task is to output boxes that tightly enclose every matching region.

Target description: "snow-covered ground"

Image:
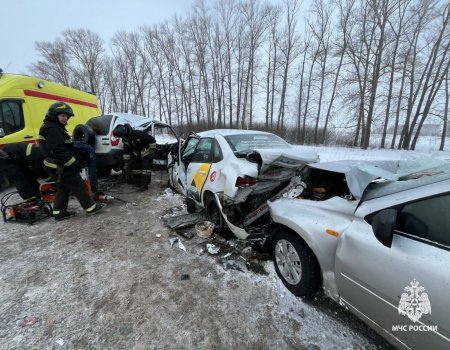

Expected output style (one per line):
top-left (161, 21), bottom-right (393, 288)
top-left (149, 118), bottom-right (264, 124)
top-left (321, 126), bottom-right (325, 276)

top-left (297, 144), bottom-right (450, 163)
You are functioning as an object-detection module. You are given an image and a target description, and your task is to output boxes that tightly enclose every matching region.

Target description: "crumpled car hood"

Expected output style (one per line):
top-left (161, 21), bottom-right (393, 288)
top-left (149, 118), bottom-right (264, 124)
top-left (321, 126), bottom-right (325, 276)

top-left (247, 147), bottom-right (319, 174)
top-left (311, 155), bottom-right (448, 200)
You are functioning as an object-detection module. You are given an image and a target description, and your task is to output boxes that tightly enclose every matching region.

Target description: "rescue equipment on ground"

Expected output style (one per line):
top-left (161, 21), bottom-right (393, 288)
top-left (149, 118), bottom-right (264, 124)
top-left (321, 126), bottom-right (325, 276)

top-left (1, 192), bottom-right (53, 224)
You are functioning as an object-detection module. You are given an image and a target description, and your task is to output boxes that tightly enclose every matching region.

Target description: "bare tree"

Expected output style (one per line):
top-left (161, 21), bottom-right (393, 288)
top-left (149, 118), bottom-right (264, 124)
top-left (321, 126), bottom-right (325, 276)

top-left (398, 0), bottom-right (440, 149)
top-left (362, 0), bottom-right (393, 149)
top-left (31, 40), bottom-right (73, 87)
top-left (238, 0), bottom-right (273, 128)
top-left (276, 0), bottom-right (301, 132)
top-left (295, 32), bottom-right (310, 142)
top-left (62, 29), bottom-right (105, 95)
top-left (380, 0), bottom-right (410, 148)
top-left (322, 0), bottom-right (354, 144)
top-left (308, 0), bottom-right (333, 144)
top-left (439, 70), bottom-right (449, 150)
top-left (410, 3), bottom-right (450, 149)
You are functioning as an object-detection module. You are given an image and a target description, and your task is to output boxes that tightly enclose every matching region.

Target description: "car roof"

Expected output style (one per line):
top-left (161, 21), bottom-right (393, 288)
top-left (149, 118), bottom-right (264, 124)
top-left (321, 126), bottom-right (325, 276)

top-left (196, 129), bottom-right (279, 137)
top-left (107, 113), bottom-right (172, 127)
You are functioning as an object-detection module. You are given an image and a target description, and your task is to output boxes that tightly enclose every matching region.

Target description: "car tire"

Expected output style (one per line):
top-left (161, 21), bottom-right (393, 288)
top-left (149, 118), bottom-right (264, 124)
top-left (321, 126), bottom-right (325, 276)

top-left (186, 198), bottom-right (196, 213)
top-left (205, 195), bottom-right (226, 233)
top-left (272, 228), bottom-right (321, 297)
top-left (97, 167), bottom-right (112, 178)
top-left (73, 124), bottom-right (96, 146)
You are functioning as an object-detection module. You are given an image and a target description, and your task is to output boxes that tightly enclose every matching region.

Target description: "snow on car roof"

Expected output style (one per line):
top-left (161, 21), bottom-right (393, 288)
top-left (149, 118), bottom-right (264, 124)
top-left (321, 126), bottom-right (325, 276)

top-left (110, 113), bottom-right (172, 128)
top-left (197, 129), bottom-right (277, 137)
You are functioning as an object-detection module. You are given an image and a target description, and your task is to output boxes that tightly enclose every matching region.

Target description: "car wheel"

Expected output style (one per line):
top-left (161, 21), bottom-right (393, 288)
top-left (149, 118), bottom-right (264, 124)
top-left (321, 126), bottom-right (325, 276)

top-left (272, 229), bottom-right (321, 297)
top-left (97, 167), bottom-right (112, 178)
top-left (186, 198), bottom-right (196, 213)
top-left (205, 195), bottom-right (226, 233)
top-left (73, 124), bottom-right (96, 146)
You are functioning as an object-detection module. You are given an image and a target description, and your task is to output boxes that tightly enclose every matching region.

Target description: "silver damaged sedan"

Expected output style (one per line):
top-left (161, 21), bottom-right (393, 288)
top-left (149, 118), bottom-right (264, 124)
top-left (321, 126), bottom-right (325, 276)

top-left (268, 159), bottom-right (450, 350)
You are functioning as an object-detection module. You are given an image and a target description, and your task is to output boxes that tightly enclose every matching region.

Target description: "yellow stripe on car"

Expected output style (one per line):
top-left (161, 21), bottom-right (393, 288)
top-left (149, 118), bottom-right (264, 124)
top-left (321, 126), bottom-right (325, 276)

top-left (193, 163), bottom-right (211, 193)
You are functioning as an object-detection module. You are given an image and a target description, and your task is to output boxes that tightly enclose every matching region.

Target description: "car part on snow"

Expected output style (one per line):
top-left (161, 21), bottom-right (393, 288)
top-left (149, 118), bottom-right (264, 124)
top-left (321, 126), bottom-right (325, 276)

top-left (176, 230), bottom-right (195, 240)
top-left (168, 237), bottom-right (187, 252)
top-left (206, 243), bottom-right (220, 255)
top-left (164, 211), bottom-right (206, 230)
top-left (195, 221), bottom-right (215, 238)
top-left (223, 258), bottom-right (247, 272)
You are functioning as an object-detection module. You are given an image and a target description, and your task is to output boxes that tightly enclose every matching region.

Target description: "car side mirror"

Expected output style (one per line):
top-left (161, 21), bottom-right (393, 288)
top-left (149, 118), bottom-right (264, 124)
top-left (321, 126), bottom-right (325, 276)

top-left (0, 127), bottom-right (5, 138)
top-left (370, 208), bottom-right (397, 248)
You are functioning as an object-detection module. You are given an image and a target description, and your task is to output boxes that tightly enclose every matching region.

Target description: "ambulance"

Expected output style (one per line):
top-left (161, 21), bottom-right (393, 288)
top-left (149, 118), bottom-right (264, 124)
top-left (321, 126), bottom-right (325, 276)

top-left (0, 73), bottom-right (101, 147)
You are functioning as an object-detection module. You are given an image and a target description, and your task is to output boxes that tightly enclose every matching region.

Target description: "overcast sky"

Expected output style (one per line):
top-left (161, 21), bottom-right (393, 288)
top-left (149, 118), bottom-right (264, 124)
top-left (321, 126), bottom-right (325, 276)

top-left (1, 0), bottom-right (196, 74)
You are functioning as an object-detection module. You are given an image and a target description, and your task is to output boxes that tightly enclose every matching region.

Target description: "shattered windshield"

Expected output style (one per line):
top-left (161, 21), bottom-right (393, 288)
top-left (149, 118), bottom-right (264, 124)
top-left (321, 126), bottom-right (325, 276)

top-left (225, 133), bottom-right (289, 155)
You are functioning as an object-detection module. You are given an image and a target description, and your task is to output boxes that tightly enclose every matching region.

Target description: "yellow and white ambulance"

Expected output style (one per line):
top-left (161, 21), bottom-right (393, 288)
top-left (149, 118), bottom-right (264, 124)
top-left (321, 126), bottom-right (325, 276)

top-left (0, 73), bottom-right (101, 147)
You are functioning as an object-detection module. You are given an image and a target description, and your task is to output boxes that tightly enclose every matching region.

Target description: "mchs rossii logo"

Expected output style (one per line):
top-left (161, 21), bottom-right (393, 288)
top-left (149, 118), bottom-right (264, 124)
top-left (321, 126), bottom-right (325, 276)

top-left (392, 279), bottom-right (437, 332)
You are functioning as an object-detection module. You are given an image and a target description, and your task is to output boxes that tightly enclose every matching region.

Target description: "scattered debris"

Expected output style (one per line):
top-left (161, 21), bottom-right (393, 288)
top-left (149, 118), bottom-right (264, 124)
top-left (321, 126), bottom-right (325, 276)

top-left (197, 248), bottom-right (205, 255)
top-left (178, 240), bottom-right (187, 252)
top-left (164, 212), bottom-right (206, 230)
top-left (180, 274), bottom-right (190, 280)
top-left (206, 243), bottom-right (220, 255)
top-left (163, 205), bottom-right (184, 215)
top-left (223, 259), bottom-right (247, 272)
top-left (195, 221), bottom-right (215, 238)
top-left (18, 315), bottom-right (39, 328)
top-left (163, 187), bottom-right (175, 195)
top-left (169, 238), bottom-right (178, 247)
top-left (155, 233), bottom-right (162, 238)
top-left (56, 338), bottom-right (65, 346)
top-left (176, 230), bottom-right (194, 240)
top-left (169, 237), bottom-right (187, 252)
top-left (241, 246), bottom-right (253, 255)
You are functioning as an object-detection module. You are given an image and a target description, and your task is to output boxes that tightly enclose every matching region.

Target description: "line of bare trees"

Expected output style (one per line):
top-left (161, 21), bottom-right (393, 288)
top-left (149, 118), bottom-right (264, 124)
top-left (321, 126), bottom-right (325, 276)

top-left (30, 0), bottom-right (449, 150)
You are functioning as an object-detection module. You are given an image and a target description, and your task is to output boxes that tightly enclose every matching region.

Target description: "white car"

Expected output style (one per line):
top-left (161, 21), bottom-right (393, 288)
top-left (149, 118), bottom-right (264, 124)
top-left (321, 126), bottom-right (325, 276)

top-left (73, 113), bottom-right (178, 176)
top-left (168, 129), bottom-right (318, 238)
top-left (268, 159), bottom-right (450, 350)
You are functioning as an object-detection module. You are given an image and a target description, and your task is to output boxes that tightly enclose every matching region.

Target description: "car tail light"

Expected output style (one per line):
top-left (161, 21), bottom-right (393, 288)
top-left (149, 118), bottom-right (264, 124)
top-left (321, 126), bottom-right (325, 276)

top-left (235, 176), bottom-right (256, 187)
top-left (110, 135), bottom-right (120, 146)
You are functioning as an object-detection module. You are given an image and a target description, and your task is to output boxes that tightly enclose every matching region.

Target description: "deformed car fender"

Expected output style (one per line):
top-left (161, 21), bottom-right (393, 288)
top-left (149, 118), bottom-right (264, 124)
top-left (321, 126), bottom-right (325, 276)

top-left (213, 192), bottom-right (250, 239)
top-left (268, 196), bottom-right (357, 298)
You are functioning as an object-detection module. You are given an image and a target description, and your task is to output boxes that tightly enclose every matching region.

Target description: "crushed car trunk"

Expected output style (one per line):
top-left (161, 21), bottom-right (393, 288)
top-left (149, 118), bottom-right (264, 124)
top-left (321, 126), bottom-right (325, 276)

top-left (219, 149), bottom-right (318, 239)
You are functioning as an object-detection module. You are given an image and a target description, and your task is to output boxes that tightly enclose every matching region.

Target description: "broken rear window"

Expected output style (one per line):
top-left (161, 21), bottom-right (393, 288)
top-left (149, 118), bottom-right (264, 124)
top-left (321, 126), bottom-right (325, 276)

top-left (225, 133), bottom-right (289, 155)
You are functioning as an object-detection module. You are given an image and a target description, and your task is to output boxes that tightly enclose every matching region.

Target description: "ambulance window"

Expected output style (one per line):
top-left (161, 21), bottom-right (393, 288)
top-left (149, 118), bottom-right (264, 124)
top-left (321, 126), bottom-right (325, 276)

top-left (0, 101), bottom-right (24, 135)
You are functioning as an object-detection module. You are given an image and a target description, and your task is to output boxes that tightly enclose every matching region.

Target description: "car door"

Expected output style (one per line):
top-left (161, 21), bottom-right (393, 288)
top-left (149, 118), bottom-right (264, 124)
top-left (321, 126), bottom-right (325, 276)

top-left (185, 138), bottom-right (214, 203)
top-left (151, 123), bottom-right (178, 166)
top-left (170, 135), bottom-right (200, 196)
top-left (335, 193), bottom-right (450, 350)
